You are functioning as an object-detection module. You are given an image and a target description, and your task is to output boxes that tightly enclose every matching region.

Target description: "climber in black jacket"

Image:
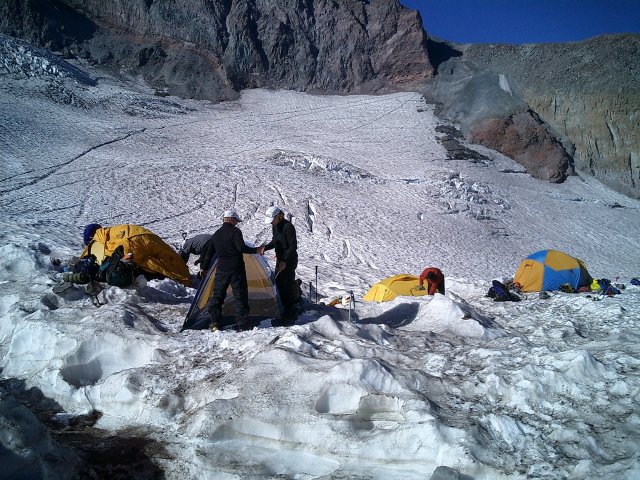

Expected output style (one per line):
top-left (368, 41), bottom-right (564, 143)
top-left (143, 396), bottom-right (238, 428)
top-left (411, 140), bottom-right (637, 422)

top-left (199, 209), bottom-right (258, 332)
top-left (263, 206), bottom-right (299, 325)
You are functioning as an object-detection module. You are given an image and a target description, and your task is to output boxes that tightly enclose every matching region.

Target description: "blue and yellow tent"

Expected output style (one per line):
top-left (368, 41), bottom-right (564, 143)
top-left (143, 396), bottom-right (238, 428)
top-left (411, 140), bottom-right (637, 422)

top-left (514, 249), bottom-right (592, 292)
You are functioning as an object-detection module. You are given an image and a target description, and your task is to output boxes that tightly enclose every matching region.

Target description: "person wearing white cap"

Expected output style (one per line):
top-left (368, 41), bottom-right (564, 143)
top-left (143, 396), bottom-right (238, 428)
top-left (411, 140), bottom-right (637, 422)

top-left (198, 208), bottom-right (258, 331)
top-left (262, 206), bottom-right (299, 325)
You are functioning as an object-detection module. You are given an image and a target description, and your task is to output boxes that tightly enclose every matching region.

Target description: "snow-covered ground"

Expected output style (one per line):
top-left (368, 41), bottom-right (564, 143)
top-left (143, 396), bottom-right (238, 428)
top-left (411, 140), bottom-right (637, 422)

top-left (1, 36), bottom-right (640, 479)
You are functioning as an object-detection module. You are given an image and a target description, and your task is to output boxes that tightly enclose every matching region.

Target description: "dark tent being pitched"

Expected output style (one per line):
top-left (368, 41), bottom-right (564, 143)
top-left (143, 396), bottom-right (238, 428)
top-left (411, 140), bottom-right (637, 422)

top-left (182, 254), bottom-right (282, 330)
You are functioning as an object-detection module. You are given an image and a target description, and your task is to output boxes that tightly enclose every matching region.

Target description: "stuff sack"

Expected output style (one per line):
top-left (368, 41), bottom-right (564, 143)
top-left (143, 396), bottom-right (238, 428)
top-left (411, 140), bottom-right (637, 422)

top-left (97, 245), bottom-right (136, 287)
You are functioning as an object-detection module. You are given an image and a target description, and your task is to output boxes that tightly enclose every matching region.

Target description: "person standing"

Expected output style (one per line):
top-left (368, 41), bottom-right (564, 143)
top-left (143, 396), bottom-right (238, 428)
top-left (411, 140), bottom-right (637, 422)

top-left (199, 209), bottom-right (258, 332)
top-left (262, 206), bottom-right (299, 325)
top-left (418, 267), bottom-right (445, 295)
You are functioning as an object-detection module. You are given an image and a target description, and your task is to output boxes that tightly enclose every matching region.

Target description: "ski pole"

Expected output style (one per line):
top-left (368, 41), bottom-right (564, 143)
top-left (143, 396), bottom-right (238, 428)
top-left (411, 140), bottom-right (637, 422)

top-left (309, 281), bottom-right (313, 304)
top-left (349, 291), bottom-right (355, 323)
top-left (315, 266), bottom-right (318, 304)
top-left (349, 290), bottom-right (356, 323)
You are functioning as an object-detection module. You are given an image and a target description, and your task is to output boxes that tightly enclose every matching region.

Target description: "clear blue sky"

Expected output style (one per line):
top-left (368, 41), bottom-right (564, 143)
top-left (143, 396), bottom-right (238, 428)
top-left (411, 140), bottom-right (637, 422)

top-left (400, 0), bottom-right (640, 44)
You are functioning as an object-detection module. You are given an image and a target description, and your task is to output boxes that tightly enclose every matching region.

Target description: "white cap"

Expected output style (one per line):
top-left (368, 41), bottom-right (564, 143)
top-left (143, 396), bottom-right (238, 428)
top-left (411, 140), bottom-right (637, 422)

top-left (264, 206), bottom-right (281, 224)
top-left (223, 208), bottom-right (243, 222)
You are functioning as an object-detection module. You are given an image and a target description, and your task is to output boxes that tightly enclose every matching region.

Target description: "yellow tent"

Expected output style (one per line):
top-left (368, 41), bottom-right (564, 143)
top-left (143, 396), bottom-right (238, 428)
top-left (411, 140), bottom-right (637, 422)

top-left (82, 224), bottom-right (190, 286)
top-left (363, 274), bottom-right (431, 302)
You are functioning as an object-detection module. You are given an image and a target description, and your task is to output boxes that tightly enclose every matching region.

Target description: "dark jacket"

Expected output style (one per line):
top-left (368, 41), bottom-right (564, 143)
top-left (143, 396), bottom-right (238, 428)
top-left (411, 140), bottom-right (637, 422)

top-left (199, 223), bottom-right (257, 272)
top-left (179, 234), bottom-right (213, 262)
top-left (264, 219), bottom-right (297, 262)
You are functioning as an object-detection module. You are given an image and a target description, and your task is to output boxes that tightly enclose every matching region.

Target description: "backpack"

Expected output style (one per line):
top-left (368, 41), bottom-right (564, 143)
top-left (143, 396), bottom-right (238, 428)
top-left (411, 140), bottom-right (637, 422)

top-left (73, 254), bottom-right (99, 280)
top-left (97, 246), bottom-right (136, 287)
top-left (488, 280), bottom-right (520, 302)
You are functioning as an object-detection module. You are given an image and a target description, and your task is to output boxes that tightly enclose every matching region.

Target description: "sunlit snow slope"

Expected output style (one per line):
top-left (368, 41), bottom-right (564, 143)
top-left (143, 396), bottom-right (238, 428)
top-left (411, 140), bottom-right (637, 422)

top-left (1, 38), bottom-right (640, 480)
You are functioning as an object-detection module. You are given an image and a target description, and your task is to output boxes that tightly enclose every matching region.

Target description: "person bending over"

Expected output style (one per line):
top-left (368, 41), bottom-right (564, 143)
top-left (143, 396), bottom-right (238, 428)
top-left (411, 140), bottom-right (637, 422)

top-left (418, 267), bottom-right (445, 295)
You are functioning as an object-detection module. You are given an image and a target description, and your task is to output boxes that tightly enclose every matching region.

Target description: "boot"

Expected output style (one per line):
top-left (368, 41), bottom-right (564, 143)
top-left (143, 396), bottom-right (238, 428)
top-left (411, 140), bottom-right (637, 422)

top-left (235, 317), bottom-right (252, 332)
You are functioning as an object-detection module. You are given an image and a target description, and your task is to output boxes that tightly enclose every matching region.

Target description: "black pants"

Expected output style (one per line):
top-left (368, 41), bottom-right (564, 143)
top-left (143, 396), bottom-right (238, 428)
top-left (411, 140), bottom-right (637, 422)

top-left (208, 269), bottom-right (250, 327)
top-left (276, 257), bottom-right (299, 321)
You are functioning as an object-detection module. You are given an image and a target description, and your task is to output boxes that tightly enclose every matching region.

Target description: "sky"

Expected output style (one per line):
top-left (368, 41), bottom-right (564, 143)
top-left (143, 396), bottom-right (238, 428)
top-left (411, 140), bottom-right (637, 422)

top-left (2, 36), bottom-right (640, 479)
top-left (401, 0), bottom-right (640, 44)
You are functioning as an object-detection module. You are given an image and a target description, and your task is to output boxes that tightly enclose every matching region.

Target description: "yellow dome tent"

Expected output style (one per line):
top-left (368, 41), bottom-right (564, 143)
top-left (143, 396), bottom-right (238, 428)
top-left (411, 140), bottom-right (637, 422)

top-left (82, 224), bottom-right (190, 286)
top-left (363, 274), bottom-right (431, 302)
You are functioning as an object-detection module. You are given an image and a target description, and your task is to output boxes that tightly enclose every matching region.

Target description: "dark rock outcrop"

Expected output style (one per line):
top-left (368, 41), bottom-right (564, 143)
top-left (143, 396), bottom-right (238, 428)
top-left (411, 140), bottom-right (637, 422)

top-left (435, 125), bottom-right (489, 162)
top-left (0, 0), bottom-right (434, 100)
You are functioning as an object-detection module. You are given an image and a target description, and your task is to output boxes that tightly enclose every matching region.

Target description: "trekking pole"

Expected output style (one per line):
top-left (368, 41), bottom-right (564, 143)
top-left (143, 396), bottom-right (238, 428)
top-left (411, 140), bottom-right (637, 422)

top-left (348, 290), bottom-right (355, 323)
top-left (315, 266), bottom-right (318, 304)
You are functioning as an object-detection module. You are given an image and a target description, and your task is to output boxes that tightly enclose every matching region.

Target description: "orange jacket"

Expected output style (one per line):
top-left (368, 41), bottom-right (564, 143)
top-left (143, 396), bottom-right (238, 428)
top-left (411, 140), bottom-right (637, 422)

top-left (419, 267), bottom-right (444, 295)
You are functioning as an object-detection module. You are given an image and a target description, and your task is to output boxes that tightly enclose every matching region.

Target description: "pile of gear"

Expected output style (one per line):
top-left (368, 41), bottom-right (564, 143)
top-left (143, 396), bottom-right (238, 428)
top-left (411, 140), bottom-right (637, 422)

top-left (56, 223), bottom-right (189, 305)
top-left (64, 245), bottom-right (140, 288)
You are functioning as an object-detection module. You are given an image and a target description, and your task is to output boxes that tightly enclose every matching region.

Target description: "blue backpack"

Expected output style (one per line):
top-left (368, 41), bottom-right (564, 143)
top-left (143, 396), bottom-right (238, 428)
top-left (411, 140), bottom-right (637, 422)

top-left (488, 280), bottom-right (520, 302)
top-left (598, 278), bottom-right (621, 296)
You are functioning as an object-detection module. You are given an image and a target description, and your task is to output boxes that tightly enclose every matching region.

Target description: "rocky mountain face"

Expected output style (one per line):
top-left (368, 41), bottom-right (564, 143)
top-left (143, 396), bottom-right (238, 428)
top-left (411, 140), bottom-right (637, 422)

top-left (0, 0), bottom-right (433, 101)
top-left (1, 0), bottom-right (637, 198)
top-left (428, 34), bottom-right (640, 198)
top-left (423, 50), bottom-right (573, 184)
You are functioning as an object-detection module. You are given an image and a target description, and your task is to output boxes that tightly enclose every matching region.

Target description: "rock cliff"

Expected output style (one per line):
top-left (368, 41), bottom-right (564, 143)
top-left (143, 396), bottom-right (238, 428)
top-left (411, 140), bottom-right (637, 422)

top-left (423, 51), bottom-right (574, 183)
top-left (456, 35), bottom-right (640, 198)
top-left (0, 0), bottom-right (433, 100)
